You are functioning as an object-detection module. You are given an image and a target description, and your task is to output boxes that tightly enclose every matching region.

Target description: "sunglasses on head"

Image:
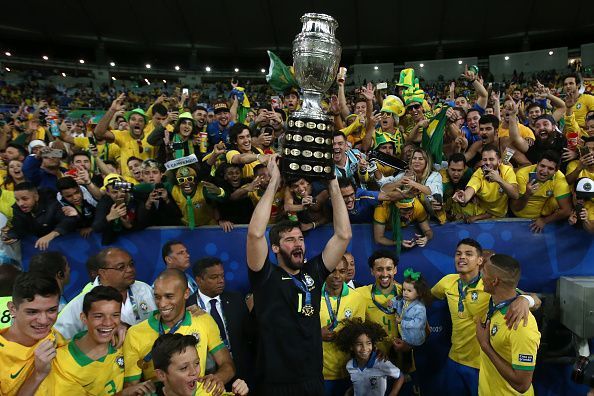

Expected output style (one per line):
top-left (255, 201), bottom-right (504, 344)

top-left (177, 176), bottom-right (195, 184)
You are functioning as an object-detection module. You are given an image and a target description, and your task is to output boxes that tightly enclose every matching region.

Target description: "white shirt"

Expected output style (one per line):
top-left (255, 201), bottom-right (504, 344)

top-left (347, 353), bottom-right (401, 396)
top-left (197, 290), bottom-right (229, 338)
top-left (55, 277), bottom-right (156, 339)
top-left (378, 170), bottom-right (443, 196)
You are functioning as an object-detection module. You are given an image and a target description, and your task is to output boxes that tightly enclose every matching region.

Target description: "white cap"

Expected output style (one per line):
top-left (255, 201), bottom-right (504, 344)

top-left (576, 177), bottom-right (594, 196)
top-left (28, 139), bottom-right (46, 152)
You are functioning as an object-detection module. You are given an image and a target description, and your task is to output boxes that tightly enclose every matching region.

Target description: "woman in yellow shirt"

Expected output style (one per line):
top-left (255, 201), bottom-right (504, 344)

top-left (0, 160), bottom-right (26, 191)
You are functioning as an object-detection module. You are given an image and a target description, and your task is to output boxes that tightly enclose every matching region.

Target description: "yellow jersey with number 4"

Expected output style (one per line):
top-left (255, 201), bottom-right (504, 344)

top-left (0, 327), bottom-right (66, 396)
top-left (48, 331), bottom-right (125, 395)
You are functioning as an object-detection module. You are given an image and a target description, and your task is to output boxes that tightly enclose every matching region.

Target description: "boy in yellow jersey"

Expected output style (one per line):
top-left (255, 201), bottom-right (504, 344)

top-left (511, 151), bottom-right (572, 232)
top-left (454, 144), bottom-right (519, 220)
top-left (320, 257), bottom-right (366, 395)
top-left (563, 73), bottom-right (594, 129)
top-left (49, 286), bottom-right (155, 395)
top-left (432, 239), bottom-right (536, 396)
top-left (95, 93), bottom-right (157, 177)
top-left (152, 333), bottom-right (249, 396)
top-left (123, 269), bottom-right (235, 395)
top-left (476, 255), bottom-right (541, 395)
top-left (0, 273), bottom-right (65, 396)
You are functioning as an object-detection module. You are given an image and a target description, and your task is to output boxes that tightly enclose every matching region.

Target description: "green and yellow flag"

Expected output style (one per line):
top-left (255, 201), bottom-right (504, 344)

top-left (266, 51), bottom-right (299, 93)
top-left (421, 107), bottom-right (449, 164)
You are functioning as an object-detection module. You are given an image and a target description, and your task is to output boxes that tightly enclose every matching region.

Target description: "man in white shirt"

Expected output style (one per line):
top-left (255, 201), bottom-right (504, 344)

top-left (187, 256), bottom-right (255, 388)
top-left (55, 247), bottom-right (156, 339)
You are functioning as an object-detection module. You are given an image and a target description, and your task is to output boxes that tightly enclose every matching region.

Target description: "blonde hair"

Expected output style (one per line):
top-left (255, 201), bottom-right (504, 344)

top-left (410, 148), bottom-right (432, 183)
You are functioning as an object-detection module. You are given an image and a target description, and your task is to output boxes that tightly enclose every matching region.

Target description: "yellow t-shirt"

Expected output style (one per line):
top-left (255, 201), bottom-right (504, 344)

top-left (0, 296), bottom-right (12, 330)
top-left (225, 148), bottom-right (263, 180)
top-left (12, 127), bottom-right (46, 142)
top-left (320, 283), bottom-right (366, 380)
top-left (572, 93), bottom-right (594, 128)
top-left (248, 190), bottom-right (284, 224)
top-left (73, 136), bottom-right (121, 162)
top-left (467, 164), bottom-right (517, 217)
top-left (171, 184), bottom-right (217, 227)
top-left (513, 165), bottom-right (571, 218)
top-left (0, 327), bottom-right (67, 396)
top-left (0, 189), bottom-right (15, 222)
top-left (111, 130), bottom-right (157, 176)
top-left (498, 124), bottom-right (535, 140)
top-left (355, 283), bottom-right (402, 355)
top-left (123, 310), bottom-right (224, 383)
top-left (566, 160), bottom-right (594, 180)
top-left (48, 331), bottom-right (125, 395)
top-left (373, 199), bottom-right (428, 226)
top-left (431, 274), bottom-right (489, 369)
top-left (478, 308), bottom-right (540, 396)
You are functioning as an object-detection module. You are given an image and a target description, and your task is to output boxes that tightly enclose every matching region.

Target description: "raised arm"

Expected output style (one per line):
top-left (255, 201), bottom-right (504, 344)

top-left (461, 65), bottom-right (488, 109)
top-left (95, 94), bottom-right (126, 143)
top-left (534, 82), bottom-right (566, 123)
top-left (246, 155), bottom-right (281, 272)
top-left (321, 178), bottom-right (352, 272)
top-left (360, 85), bottom-right (376, 152)
top-left (337, 75), bottom-right (350, 120)
top-left (505, 99), bottom-right (529, 153)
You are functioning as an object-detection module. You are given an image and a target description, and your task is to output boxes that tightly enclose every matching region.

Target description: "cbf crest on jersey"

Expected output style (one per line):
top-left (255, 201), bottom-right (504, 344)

top-left (471, 291), bottom-right (479, 302)
top-left (116, 356), bottom-right (125, 369)
top-left (304, 274), bottom-right (315, 289)
top-left (491, 324), bottom-right (498, 336)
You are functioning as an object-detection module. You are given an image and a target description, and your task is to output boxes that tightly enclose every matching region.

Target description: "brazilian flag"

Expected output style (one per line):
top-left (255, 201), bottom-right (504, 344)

top-left (421, 107), bottom-right (449, 164)
top-left (266, 51), bottom-right (299, 93)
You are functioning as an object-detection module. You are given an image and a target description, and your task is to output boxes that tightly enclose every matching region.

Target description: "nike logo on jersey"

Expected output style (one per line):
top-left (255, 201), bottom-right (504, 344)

top-left (10, 365), bottom-right (25, 379)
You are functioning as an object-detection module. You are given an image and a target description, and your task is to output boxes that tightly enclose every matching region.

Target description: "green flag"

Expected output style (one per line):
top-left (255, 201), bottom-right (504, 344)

top-left (421, 107), bottom-right (449, 164)
top-left (266, 51), bottom-right (299, 93)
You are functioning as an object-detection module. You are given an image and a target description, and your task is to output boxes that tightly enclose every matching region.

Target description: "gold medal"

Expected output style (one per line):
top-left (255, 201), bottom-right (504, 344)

top-left (458, 311), bottom-right (466, 319)
top-left (302, 304), bottom-right (315, 316)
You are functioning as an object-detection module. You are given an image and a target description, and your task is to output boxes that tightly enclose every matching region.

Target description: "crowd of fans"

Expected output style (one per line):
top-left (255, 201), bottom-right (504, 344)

top-left (0, 62), bottom-right (593, 396)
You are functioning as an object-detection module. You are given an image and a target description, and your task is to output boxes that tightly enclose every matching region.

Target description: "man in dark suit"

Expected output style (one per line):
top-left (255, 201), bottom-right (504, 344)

top-left (343, 252), bottom-right (363, 289)
top-left (187, 257), bottom-right (255, 389)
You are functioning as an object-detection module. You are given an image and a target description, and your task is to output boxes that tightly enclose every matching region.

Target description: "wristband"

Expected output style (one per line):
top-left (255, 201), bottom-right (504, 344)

top-left (519, 294), bottom-right (535, 308)
top-left (312, 221), bottom-right (316, 229)
top-left (256, 153), bottom-right (262, 162)
top-left (217, 188), bottom-right (225, 198)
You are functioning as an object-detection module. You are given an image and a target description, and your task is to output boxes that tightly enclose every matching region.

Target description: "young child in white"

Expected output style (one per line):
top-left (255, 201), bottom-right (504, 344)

top-left (335, 318), bottom-right (404, 396)
top-left (390, 268), bottom-right (431, 346)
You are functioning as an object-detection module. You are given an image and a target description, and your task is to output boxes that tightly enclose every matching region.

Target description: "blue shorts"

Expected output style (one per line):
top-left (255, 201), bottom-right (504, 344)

top-left (444, 358), bottom-right (479, 396)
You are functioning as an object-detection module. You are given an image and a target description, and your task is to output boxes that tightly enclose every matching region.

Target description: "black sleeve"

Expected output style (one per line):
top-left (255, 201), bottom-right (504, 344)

top-left (7, 207), bottom-right (28, 239)
top-left (51, 202), bottom-right (78, 236)
top-left (306, 254), bottom-right (331, 287)
top-left (247, 257), bottom-right (273, 290)
top-left (92, 198), bottom-right (113, 232)
top-left (147, 124), bottom-right (166, 146)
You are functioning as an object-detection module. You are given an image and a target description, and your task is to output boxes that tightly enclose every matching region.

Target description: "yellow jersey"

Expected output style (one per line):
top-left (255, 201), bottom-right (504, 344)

top-left (73, 136), bottom-right (121, 162)
top-left (0, 189), bottom-right (15, 222)
top-left (431, 274), bottom-right (489, 368)
top-left (48, 331), bottom-right (125, 395)
top-left (355, 283), bottom-right (402, 355)
top-left (498, 124), bottom-right (535, 140)
top-left (513, 165), bottom-right (571, 218)
top-left (467, 164), bottom-right (517, 217)
top-left (572, 93), bottom-right (594, 128)
top-left (225, 149), bottom-right (263, 180)
top-left (111, 130), bottom-right (157, 176)
top-left (373, 199), bottom-right (428, 227)
top-left (123, 310), bottom-right (224, 383)
top-left (0, 327), bottom-right (66, 396)
top-left (567, 160), bottom-right (594, 181)
top-left (0, 296), bottom-right (11, 330)
top-left (171, 184), bottom-right (217, 227)
top-left (319, 283), bottom-right (366, 380)
top-left (478, 307), bottom-right (540, 396)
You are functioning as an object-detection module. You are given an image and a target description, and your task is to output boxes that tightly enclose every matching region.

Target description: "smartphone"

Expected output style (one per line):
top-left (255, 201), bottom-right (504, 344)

top-left (575, 203), bottom-right (583, 216)
top-left (42, 149), bottom-right (64, 158)
top-left (578, 146), bottom-right (591, 157)
top-left (182, 88), bottom-right (189, 96)
top-left (376, 82), bottom-right (388, 90)
top-left (529, 172), bottom-right (537, 183)
top-left (271, 96), bottom-right (281, 110)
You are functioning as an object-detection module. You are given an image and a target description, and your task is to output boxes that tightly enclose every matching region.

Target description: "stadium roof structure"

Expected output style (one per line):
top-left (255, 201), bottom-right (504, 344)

top-left (1, 0), bottom-right (593, 70)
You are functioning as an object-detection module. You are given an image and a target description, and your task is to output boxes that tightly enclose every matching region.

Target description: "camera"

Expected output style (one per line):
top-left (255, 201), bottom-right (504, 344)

top-left (112, 181), bottom-right (132, 191)
top-left (572, 356), bottom-right (594, 387)
top-left (155, 182), bottom-right (165, 190)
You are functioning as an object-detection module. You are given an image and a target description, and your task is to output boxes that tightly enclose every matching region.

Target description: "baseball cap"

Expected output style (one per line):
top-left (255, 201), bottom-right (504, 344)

top-left (28, 140), bottom-right (46, 152)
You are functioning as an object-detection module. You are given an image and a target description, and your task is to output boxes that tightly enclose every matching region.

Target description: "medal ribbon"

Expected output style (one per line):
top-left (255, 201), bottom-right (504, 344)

top-left (457, 274), bottom-right (481, 315)
top-left (485, 296), bottom-right (518, 323)
top-left (290, 273), bottom-right (312, 313)
top-left (143, 313), bottom-right (186, 362)
top-left (127, 287), bottom-right (141, 322)
top-left (371, 284), bottom-right (397, 315)
top-left (324, 288), bottom-right (342, 330)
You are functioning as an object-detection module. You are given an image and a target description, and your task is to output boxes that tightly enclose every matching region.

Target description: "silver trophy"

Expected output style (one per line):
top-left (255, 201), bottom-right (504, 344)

top-left (281, 13), bottom-right (342, 179)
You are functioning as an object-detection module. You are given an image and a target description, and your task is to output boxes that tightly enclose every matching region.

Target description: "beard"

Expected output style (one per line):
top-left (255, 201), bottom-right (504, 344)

top-left (279, 247), bottom-right (304, 271)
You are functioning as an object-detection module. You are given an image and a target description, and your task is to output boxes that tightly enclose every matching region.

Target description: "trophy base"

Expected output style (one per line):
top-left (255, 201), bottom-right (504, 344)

top-left (280, 114), bottom-right (335, 181)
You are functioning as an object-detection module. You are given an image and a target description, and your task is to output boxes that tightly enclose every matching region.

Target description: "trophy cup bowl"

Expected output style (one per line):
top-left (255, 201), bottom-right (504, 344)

top-left (281, 13), bottom-right (342, 180)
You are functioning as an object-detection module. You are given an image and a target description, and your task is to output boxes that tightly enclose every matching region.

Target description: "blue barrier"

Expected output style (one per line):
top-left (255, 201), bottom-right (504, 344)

top-left (21, 220), bottom-right (593, 395)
